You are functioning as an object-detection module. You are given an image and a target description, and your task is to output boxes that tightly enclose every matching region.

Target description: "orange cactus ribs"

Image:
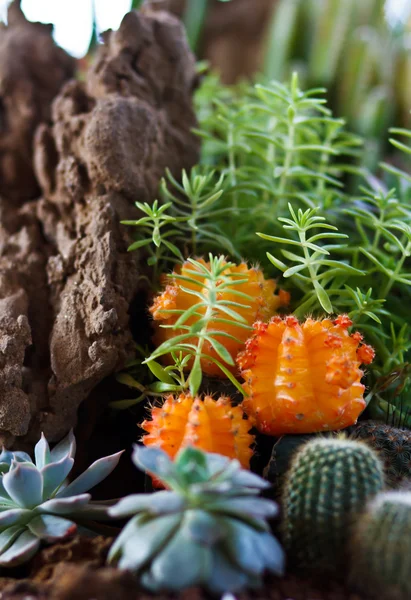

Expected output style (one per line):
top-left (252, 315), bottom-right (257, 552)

top-left (141, 393), bottom-right (254, 471)
top-left (237, 315), bottom-right (375, 435)
top-left (149, 259), bottom-right (289, 377)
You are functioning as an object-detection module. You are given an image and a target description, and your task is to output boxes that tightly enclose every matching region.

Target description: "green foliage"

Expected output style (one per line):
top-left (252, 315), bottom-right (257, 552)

top-left (263, 0), bottom-right (411, 168)
top-left (282, 437), bottom-right (384, 571)
top-left (121, 71), bottom-right (411, 425)
top-left (349, 420), bottom-right (411, 487)
top-left (145, 254), bottom-right (252, 396)
top-left (108, 445), bottom-right (284, 593)
top-left (350, 490), bottom-right (411, 599)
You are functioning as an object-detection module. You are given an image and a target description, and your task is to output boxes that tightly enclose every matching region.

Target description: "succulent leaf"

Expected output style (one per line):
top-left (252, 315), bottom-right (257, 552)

top-left (0, 508), bottom-right (32, 528)
top-left (0, 530), bottom-right (40, 566)
top-left (115, 514), bottom-right (181, 572)
top-left (109, 491), bottom-right (185, 518)
top-left (0, 526), bottom-right (26, 554)
top-left (37, 494), bottom-right (92, 515)
top-left (28, 515), bottom-right (76, 541)
top-left (0, 432), bottom-right (120, 567)
top-left (57, 451), bottom-right (123, 498)
top-left (50, 430), bottom-right (76, 462)
top-left (41, 455), bottom-right (74, 500)
top-left (3, 463), bottom-right (43, 509)
top-left (111, 446), bottom-right (284, 594)
top-left (34, 434), bottom-right (51, 470)
top-left (149, 528), bottom-right (211, 591)
top-left (132, 445), bottom-right (176, 484)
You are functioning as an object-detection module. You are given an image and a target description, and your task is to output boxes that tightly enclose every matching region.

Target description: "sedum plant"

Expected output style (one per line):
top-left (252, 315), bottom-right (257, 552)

top-left (0, 431), bottom-right (122, 566)
top-left (108, 445), bottom-right (284, 593)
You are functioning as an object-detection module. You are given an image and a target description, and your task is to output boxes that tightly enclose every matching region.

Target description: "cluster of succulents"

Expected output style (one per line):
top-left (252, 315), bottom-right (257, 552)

top-left (0, 432), bottom-right (122, 566)
top-left (108, 445), bottom-right (284, 594)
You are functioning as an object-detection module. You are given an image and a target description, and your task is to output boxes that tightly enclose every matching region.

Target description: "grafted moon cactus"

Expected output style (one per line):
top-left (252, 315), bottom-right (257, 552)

top-left (237, 315), bottom-right (374, 435)
top-left (141, 393), bottom-right (254, 477)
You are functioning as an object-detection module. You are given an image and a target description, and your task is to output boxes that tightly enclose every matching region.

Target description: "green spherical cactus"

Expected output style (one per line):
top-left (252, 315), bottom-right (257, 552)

top-left (350, 491), bottom-right (411, 600)
top-left (282, 437), bottom-right (384, 572)
top-left (349, 420), bottom-right (411, 488)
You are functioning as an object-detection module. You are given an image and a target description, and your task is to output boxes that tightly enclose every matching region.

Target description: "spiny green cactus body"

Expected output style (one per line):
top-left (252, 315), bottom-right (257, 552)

top-left (282, 438), bottom-right (384, 572)
top-left (350, 491), bottom-right (411, 600)
top-left (349, 420), bottom-right (411, 487)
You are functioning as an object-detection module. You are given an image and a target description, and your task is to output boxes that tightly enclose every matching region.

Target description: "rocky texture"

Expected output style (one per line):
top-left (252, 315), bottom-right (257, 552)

top-left (0, 6), bottom-right (199, 445)
top-left (0, 0), bottom-right (75, 202)
top-left (169, 0), bottom-right (278, 83)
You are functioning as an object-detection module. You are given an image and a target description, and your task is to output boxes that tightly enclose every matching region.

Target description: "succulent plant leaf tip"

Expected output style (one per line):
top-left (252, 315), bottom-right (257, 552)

top-left (109, 445), bottom-right (284, 593)
top-left (0, 431), bottom-right (123, 567)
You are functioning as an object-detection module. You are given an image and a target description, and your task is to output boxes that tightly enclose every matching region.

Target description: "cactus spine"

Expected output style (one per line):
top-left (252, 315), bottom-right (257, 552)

top-left (282, 437), bottom-right (384, 571)
top-left (350, 491), bottom-right (411, 600)
top-left (349, 420), bottom-right (411, 488)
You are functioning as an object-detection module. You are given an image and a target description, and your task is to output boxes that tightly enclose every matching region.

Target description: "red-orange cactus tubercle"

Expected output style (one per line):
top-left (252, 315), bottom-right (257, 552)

top-left (237, 315), bottom-right (375, 435)
top-left (141, 393), bottom-right (254, 471)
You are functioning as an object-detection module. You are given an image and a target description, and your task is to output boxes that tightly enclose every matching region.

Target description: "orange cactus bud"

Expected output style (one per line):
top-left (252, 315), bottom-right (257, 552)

top-left (150, 259), bottom-right (288, 377)
top-left (141, 393), bottom-right (254, 476)
top-left (237, 316), bottom-right (374, 435)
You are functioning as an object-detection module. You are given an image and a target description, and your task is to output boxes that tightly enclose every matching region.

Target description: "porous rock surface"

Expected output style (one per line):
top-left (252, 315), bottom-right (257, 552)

top-left (0, 4), bottom-right (199, 445)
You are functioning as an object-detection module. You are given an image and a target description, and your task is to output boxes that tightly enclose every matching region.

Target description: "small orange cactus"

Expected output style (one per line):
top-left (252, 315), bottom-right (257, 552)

top-left (141, 393), bottom-right (254, 472)
top-left (150, 258), bottom-right (289, 377)
top-left (237, 315), bottom-right (375, 435)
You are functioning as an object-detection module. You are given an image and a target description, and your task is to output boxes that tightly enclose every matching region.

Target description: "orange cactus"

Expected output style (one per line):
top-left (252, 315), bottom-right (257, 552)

top-left (150, 258), bottom-right (289, 377)
top-left (141, 393), bottom-right (254, 473)
top-left (237, 315), bottom-right (375, 435)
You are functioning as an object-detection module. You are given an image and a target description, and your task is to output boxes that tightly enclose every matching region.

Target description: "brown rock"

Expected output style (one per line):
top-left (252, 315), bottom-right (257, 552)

top-left (0, 7), bottom-right (199, 444)
top-left (0, 0), bottom-right (75, 202)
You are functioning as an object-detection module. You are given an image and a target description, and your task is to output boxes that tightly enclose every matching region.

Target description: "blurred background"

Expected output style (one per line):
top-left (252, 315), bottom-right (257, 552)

top-left (1, 0), bottom-right (410, 161)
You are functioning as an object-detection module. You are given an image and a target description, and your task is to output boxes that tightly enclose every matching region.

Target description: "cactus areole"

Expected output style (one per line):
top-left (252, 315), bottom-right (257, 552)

top-left (238, 315), bottom-right (375, 435)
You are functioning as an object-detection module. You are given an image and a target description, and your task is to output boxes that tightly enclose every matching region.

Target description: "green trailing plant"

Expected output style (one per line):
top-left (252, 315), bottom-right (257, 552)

top-left (282, 437), bottom-right (384, 572)
top-left (350, 490), bottom-right (411, 600)
top-left (144, 254), bottom-right (253, 396)
top-left (118, 71), bottom-right (411, 425)
top-left (349, 420), bottom-right (411, 487)
top-left (0, 432), bottom-right (122, 567)
top-left (108, 445), bottom-right (284, 593)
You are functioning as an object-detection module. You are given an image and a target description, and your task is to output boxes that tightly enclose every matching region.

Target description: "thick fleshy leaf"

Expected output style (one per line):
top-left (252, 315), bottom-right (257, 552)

top-left (56, 451), bottom-right (123, 498)
top-left (0, 508), bottom-right (32, 528)
top-left (207, 548), bottom-right (250, 594)
top-left (204, 453), bottom-right (236, 478)
top-left (132, 446), bottom-right (176, 483)
top-left (149, 529), bottom-right (211, 591)
top-left (223, 518), bottom-right (284, 576)
top-left (50, 430), bottom-right (76, 463)
top-left (3, 463), bottom-right (43, 509)
top-left (0, 526), bottom-right (25, 555)
top-left (183, 510), bottom-right (221, 546)
top-left (175, 447), bottom-right (209, 484)
top-left (229, 470), bottom-right (271, 490)
top-left (28, 514), bottom-right (76, 541)
top-left (37, 494), bottom-right (91, 514)
top-left (14, 451), bottom-right (33, 463)
top-left (109, 492), bottom-right (184, 518)
top-left (41, 455), bottom-right (74, 500)
top-left (208, 497), bottom-right (279, 520)
top-left (0, 530), bottom-right (40, 566)
top-left (112, 514), bottom-right (181, 571)
top-left (34, 434), bottom-right (51, 470)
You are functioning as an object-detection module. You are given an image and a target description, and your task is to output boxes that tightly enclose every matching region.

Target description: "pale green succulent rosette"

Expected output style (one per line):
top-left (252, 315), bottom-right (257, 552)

top-left (0, 431), bottom-right (122, 567)
top-left (108, 446), bottom-right (285, 594)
